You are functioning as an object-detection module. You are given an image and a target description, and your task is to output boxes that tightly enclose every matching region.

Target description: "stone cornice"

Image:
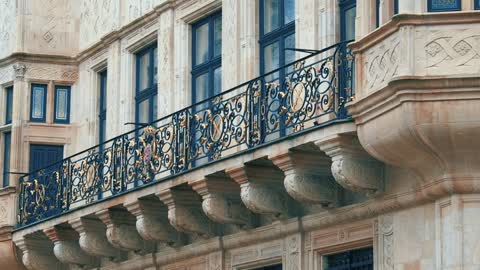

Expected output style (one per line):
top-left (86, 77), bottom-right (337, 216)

top-left (0, 53), bottom-right (76, 69)
top-left (350, 11), bottom-right (480, 53)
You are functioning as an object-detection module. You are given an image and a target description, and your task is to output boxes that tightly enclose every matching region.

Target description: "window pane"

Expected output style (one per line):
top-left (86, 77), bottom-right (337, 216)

top-left (138, 99), bottom-right (149, 124)
top-left (284, 33), bottom-right (296, 67)
top-left (152, 94), bottom-right (157, 120)
top-left (55, 88), bottom-right (69, 121)
top-left (195, 22), bottom-right (209, 65)
top-left (100, 71), bottom-right (107, 111)
top-left (264, 0), bottom-right (280, 34)
top-left (343, 6), bottom-right (356, 41)
top-left (194, 73), bottom-right (209, 104)
top-left (100, 118), bottom-right (106, 143)
top-left (213, 16), bottom-right (222, 58)
top-left (5, 87), bottom-right (13, 124)
top-left (32, 85), bottom-right (45, 120)
top-left (138, 52), bottom-right (150, 91)
top-left (153, 47), bottom-right (158, 84)
top-left (3, 132), bottom-right (10, 187)
top-left (263, 41), bottom-right (280, 82)
top-left (213, 67), bottom-right (222, 96)
top-left (430, 0), bottom-right (461, 11)
top-left (284, 0), bottom-right (295, 24)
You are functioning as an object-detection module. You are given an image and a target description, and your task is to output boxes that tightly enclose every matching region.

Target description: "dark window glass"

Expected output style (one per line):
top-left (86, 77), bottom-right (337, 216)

top-left (5, 86), bottom-right (13, 124)
top-left (376, 0), bottom-right (380, 27)
top-left (30, 84), bottom-right (47, 122)
top-left (253, 264), bottom-right (282, 270)
top-left (2, 132), bottom-right (11, 187)
top-left (54, 85), bottom-right (71, 124)
top-left (394, 0), bottom-right (399, 14)
top-left (99, 70), bottom-right (107, 145)
top-left (192, 12), bottom-right (222, 104)
top-left (475, 0), bottom-right (480, 9)
top-left (136, 43), bottom-right (158, 125)
top-left (325, 247), bottom-right (373, 270)
top-left (428, 0), bottom-right (461, 12)
top-left (340, 0), bottom-right (356, 42)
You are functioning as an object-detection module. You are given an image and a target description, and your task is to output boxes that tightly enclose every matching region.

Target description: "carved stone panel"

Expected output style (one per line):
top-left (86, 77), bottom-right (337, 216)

top-left (374, 214), bottom-right (394, 270)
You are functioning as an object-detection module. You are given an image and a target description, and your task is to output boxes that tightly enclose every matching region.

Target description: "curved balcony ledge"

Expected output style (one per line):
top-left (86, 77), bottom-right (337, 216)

top-left (348, 11), bottom-right (480, 197)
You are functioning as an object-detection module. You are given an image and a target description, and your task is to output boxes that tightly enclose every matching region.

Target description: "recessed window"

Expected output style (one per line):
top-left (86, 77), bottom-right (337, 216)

top-left (192, 12), bottom-right (222, 105)
top-left (54, 85), bottom-right (71, 124)
top-left (393, 0), bottom-right (399, 14)
top-left (427, 0), bottom-right (461, 12)
top-left (252, 264), bottom-right (282, 270)
top-left (30, 84), bottom-right (47, 122)
top-left (324, 247), bottom-right (373, 270)
top-left (2, 132), bottom-right (11, 187)
top-left (5, 86), bottom-right (13, 124)
top-left (340, 0), bottom-right (356, 42)
top-left (376, 0), bottom-right (380, 27)
top-left (136, 43), bottom-right (158, 125)
top-left (99, 70), bottom-right (107, 145)
top-left (475, 0), bottom-right (480, 10)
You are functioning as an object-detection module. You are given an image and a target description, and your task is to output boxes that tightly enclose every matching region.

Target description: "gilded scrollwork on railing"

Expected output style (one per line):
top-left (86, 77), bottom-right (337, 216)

top-left (17, 41), bottom-right (354, 227)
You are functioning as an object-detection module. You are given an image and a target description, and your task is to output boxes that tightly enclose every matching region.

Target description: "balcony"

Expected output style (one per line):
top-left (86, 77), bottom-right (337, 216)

top-left (17, 41), bottom-right (355, 229)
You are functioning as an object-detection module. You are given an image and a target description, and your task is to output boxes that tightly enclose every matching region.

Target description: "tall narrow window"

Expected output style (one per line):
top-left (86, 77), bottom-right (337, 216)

top-left (54, 85), bottom-right (71, 124)
top-left (393, 0), bottom-right (399, 14)
top-left (30, 84), bottom-right (47, 122)
top-left (5, 86), bottom-right (13, 124)
top-left (427, 0), bottom-right (461, 12)
top-left (340, 0), bottom-right (357, 42)
top-left (2, 132), bottom-right (11, 187)
top-left (376, 0), bottom-right (380, 27)
top-left (192, 12), bottom-right (222, 105)
top-left (136, 43), bottom-right (158, 125)
top-left (325, 247), bottom-right (373, 270)
top-left (259, 0), bottom-right (295, 77)
top-left (475, 0), bottom-right (480, 10)
top-left (99, 70), bottom-right (107, 145)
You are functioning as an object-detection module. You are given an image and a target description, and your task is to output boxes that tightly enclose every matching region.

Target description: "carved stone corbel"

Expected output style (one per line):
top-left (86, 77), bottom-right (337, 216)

top-left (69, 217), bottom-right (124, 261)
top-left (157, 186), bottom-right (217, 239)
top-left (96, 208), bottom-right (153, 254)
top-left (270, 149), bottom-right (340, 207)
top-left (190, 173), bottom-right (254, 229)
top-left (316, 135), bottom-right (384, 196)
top-left (226, 162), bottom-right (294, 219)
top-left (43, 226), bottom-right (97, 269)
top-left (15, 235), bottom-right (65, 270)
top-left (124, 198), bottom-right (183, 246)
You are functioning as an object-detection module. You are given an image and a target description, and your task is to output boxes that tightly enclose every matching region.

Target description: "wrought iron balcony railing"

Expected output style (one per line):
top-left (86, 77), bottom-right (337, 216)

top-left (17, 41), bottom-right (354, 228)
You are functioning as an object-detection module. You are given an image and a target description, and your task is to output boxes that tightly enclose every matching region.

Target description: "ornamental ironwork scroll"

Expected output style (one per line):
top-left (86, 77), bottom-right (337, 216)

top-left (17, 41), bottom-right (354, 227)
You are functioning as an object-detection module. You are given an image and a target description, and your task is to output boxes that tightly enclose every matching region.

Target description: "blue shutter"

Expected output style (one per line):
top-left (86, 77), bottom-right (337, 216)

top-left (54, 85), bottom-right (71, 124)
top-left (30, 84), bottom-right (47, 122)
top-left (29, 145), bottom-right (64, 172)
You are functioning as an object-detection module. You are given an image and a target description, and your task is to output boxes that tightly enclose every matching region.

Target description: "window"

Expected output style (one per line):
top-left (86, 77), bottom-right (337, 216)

top-left (376, 0), bottom-right (380, 27)
top-left (2, 132), bottom-right (11, 187)
top-left (30, 84), bottom-right (47, 122)
top-left (393, 0), bottom-right (399, 14)
top-left (427, 0), bottom-right (461, 12)
top-left (324, 247), bottom-right (373, 270)
top-left (99, 70), bottom-right (107, 145)
top-left (340, 0), bottom-right (356, 42)
top-left (54, 85), bottom-right (71, 124)
top-left (253, 264), bottom-right (282, 270)
top-left (136, 43), bottom-right (158, 125)
top-left (259, 0), bottom-right (295, 78)
top-left (475, 0), bottom-right (480, 9)
top-left (192, 12), bottom-right (222, 105)
top-left (5, 86), bottom-right (13, 124)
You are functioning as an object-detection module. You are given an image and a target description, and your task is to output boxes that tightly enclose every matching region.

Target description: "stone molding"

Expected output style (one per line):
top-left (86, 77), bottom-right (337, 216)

top-left (191, 174), bottom-right (254, 228)
top-left (69, 217), bottom-right (124, 261)
top-left (226, 163), bottom-right (294, 219)
top-left (124, 199), bottom-right (183, 246)
top-left (15, 236), bottom-right (65, 270)
top-left (316, 135), bottom-right (384, 196)
top-left (43, 226), bottom-right (97, 268)
top-left (158, 187), bottom-right (217, 239)
top-left (96, 208), bottom-right (152, 253)
top-left (270, 149), bottom-right (339, 206)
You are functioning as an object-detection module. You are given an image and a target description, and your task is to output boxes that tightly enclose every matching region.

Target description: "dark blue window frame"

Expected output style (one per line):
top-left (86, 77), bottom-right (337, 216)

top-left (99, 70), bottom-right (107, 146)
top-left (30, 84), bottom-right (47, 123)
top-left (394, 0), bottom-right (399, 14)
top-left (2, 132), bottom-right (11, 187)
top-left (5, 86), bottom-right (13, 125)
top-left (53, 85), bottom-right (71, 124)
top-left (376, 0), bottom-right (380, 27)
top-left (427, 0), bottom-right (461, 12)
top-left (135, 43), bottom-right (158, 125)
top-left (340, 0), bottom-right (357, 42)
top-left (191, 11), bottom-right (222, 105)
top-left (475, 0), bottom-right (480, 9)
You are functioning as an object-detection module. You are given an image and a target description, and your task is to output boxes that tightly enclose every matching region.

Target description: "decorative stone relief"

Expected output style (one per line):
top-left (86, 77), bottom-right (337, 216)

top-left (271, 149), bottom-right (340, 207)
top-left (375, 214), bottom-right (394, 270)
top-left (158, 186), bottom-right (217, 239)
top-left (0, 0), bottom-right (15, 59)
top-left (24, 63), bottom-right (78, 82)
top-left (43, 226), bottom-right (98, 269)
top-left (230, 241), bottom-right (283, 267)
top-left (191, 173), bottom-right (254, 229)
top-left (316, 135), bottom-right (384, 196)
top-left (15, 235), bottom-right (66, 270)
top-left (96, 208), bottom-right (152, 253)
top-left (124, 198), bottom-right (183, 246)
top-left (286, 234), bottom-right (301, 270)
top-left (207, 251), bottom-right (223, 270)
top-left (80, 0), bottom-right (118, 48)
top-left (0, 65), bottom-right (13, 84)
top-left (69, 217), bottom-right (124, 261)
top-left (13, 64), bottom-right (26, 79)
top-left (226, 163), bottom-right (295, 219)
